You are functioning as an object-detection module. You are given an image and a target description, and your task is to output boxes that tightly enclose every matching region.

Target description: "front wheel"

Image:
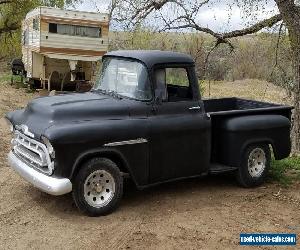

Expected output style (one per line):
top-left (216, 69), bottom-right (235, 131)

top-left (236, 144), bottom-right (271, 188)
top-left (72, 158), bottom-right (123, 216)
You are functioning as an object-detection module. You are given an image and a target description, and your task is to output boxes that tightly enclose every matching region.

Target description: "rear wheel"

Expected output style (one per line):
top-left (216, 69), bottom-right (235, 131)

top-left (72, 158), bottom-right (123, 216)
top-left (236, 144), bottom-right (270, 188)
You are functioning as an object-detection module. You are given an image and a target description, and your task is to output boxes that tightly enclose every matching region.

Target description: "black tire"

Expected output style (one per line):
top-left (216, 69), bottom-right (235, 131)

top-left (72, 157), bottom-right (123, 216)
top-left (236, 144), bottom-right (270, 188)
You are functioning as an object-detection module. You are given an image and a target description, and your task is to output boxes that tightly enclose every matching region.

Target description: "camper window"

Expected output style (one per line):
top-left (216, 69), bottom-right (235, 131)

top-left (49, 23), bottom-right (57, 33)
top-left (33, 18), bottom-right (39, 30)
top-left (49, 23), bottom-right (101, 38)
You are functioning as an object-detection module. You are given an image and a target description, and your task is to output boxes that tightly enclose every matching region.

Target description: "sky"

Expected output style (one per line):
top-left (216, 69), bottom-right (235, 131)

top-left (73, 0), bottom-right (279, 32)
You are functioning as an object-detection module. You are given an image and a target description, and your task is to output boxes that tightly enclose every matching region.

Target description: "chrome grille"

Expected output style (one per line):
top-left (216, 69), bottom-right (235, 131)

top-left (12, 130), bottom-right (54, 175)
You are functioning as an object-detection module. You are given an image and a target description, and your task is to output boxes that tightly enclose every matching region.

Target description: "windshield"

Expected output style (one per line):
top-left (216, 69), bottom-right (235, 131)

top-left (94, 58), bottom-right (152, 100)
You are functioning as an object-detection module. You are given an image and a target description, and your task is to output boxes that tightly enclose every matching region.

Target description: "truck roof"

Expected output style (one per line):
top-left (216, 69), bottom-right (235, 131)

top-left (104, 50), bottom-right (194, 68)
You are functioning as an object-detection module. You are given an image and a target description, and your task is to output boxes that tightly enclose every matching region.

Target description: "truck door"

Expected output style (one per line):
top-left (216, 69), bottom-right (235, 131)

top-left (149, 66), bottom-right (211, 183)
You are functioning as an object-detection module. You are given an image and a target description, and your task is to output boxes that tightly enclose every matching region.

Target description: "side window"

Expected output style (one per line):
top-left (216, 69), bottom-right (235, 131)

top-left (166, 68), bottom-right (189, 87)
top-left (154, 67), bottom-right (193, 102)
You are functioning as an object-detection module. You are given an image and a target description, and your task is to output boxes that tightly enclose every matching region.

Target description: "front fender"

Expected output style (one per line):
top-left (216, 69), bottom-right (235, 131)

top-left (69, 147), bottom-right (142, 184)
top-left (44, 119), bottom-right (150, 187)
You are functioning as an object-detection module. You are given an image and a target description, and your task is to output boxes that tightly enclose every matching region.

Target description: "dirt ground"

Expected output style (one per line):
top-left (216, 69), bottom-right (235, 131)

top-left (0, 80), bottom-right (299, 250)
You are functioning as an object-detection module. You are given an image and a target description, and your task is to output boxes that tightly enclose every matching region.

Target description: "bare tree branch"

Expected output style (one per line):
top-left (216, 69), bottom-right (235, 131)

top-left (130, 1), bottom-right (282, 39)
top-left (0, 0), bottom-right (12, 4)
top-left (129, 1), bottom-right (282, 53)
top-left (222, 14), bottom-right (283, 39)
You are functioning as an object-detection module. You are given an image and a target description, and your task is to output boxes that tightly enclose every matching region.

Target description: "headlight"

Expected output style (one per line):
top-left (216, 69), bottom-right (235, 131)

top-left (41, 136), bottom-right (55, 158)
top-left (5, 118), bottom-right (14, 132)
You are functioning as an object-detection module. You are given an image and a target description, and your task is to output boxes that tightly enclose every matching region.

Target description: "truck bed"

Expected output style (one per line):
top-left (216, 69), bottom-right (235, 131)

top-left (203, 97), bottom-right (291, 116)
top-left (204, 97), bottom-right (293, 166)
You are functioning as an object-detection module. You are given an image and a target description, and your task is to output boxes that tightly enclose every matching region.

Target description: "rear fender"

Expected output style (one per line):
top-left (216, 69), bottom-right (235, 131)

top-left (218, 115), bottom-right (291, 167)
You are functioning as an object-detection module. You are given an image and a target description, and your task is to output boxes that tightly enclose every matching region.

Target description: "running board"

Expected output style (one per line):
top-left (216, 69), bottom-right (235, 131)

top-left (209, 164), bottom-right (238, 174)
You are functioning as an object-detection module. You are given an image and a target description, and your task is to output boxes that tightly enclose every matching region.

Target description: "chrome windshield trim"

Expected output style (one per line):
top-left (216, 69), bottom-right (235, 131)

top-left (104, 138), bottom-right (148, 147)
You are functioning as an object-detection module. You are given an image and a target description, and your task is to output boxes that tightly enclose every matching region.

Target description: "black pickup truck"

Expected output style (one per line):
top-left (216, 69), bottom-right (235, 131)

top-left (6, 50), bottom-right (292, 216)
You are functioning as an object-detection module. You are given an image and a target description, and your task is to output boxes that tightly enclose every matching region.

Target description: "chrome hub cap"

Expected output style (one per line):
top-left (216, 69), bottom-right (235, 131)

top-left (248, 148), bottom-right (266, 178)
top-left (84, 170), bottom-right (115, 208)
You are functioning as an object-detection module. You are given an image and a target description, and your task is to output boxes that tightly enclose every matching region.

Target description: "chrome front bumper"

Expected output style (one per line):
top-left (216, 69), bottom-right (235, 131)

top-left (8, 151), bottom-right (72, 195)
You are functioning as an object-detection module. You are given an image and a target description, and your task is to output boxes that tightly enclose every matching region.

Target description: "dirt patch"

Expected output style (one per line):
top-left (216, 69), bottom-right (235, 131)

top-left (0, 81), bottom-right (299, 249)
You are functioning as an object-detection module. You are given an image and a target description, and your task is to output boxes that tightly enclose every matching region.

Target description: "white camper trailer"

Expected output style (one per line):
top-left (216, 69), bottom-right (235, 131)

top-left (22, 6), bottom-right (109, 91)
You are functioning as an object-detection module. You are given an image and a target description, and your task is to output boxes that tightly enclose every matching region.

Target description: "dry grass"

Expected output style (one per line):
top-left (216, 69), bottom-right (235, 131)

top-left (202, 79), bottom-right (291, 105)
top-left (0, 74), bottom-right (38, 168)
top-left (0, 77), bottom-right (38, 117)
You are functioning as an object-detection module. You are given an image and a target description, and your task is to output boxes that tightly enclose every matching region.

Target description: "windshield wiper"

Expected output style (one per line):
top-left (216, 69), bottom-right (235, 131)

top-left (92, 89), bottom-right (123, 100)
top-left (92, 89), bottom-right (109, 95)
top-left (107, 90), bottom-right (123, 100)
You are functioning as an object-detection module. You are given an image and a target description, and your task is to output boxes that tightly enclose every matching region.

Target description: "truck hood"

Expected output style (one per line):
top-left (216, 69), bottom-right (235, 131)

top-left (6, 92), bottom-right (130, 138)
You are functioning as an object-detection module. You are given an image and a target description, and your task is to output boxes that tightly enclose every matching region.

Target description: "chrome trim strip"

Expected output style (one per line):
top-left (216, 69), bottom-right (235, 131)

top-left (15, 124), bottom-right (35, 138)
top-left (189, 106), bottom-right (201, 110)
top-left (104, 138), bottom-right (148, 147)
top-left (8, 151), bottom-right (72, 196)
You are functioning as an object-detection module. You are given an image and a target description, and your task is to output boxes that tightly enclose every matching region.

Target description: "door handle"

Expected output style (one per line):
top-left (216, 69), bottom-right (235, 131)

top-left (189, 106), bottom-right (201, 111)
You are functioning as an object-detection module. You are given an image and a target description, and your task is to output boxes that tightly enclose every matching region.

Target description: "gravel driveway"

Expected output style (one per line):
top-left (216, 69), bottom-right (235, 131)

top-left (0, 82), bottom-right (299, 249)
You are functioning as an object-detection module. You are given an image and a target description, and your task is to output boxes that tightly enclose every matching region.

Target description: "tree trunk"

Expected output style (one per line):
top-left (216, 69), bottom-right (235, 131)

top-left (291, 49), bottom-right (300, 154)
top-left (275, 0), bottom-right (300, 154)
top-left (287, 22), bottom-right (300, 154)
top-left (290, 38), bottom-right (300, 154)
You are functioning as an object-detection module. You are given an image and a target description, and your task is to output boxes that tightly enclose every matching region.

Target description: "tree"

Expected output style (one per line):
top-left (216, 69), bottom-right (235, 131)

top-left (0, 1), bottom-right (80, 35)
top-left (0, 0), bottom-right (81, 58)
top-left (110, 0), bottom-right (300, 154)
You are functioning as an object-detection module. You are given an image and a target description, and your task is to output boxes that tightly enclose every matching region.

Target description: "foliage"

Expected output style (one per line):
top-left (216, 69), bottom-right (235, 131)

top-left (270, 156), bottom-right (300, 187)
top-left (110, 30), bottom-right (294, 87)
top-left (0, 0), bottom-right (81, 60)
top-left (0, 72), bottom-right (11, 83)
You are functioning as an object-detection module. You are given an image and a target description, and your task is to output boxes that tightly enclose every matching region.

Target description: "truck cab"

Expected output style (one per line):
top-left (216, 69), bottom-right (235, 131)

top-left (6, 50), bottom-right (292, 216)
top-left (98, 51), bottom-right (211, 183)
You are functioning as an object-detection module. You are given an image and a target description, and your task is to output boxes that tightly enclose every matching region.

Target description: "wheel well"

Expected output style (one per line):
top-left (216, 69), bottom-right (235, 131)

top-left (71, 151), bottom-right (129, 181)
top-left (237, 141), bottom-right (273, 166)
top-left (243, 141), bottom-right (273, 155)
